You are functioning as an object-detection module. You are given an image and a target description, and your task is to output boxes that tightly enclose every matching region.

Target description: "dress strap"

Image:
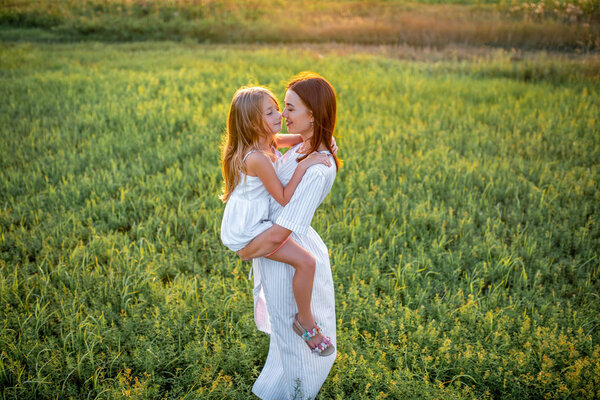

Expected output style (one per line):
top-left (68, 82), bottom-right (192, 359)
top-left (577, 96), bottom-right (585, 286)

top-left (242, 149), bottom-right (261, 163)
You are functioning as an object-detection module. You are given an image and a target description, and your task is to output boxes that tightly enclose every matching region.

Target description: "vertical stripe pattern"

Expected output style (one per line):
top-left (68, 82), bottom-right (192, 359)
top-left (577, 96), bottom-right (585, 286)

top-left (251, 145), bottom-right (337, 400)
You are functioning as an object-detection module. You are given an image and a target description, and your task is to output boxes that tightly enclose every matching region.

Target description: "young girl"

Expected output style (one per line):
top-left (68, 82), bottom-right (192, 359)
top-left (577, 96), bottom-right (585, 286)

top-left (220, 86), bottom-right (334, 356)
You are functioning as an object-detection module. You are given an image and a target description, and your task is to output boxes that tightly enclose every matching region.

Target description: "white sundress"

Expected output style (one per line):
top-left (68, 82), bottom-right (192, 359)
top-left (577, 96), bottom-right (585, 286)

top-left (220, 149), bottom-right (281, 252)
top-left (251, 144), bottom-right (337, 400)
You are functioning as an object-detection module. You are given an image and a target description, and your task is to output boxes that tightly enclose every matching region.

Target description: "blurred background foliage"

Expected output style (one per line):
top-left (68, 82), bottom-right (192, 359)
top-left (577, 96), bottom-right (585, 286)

top-left (0, 0), bottom-right (598, 50)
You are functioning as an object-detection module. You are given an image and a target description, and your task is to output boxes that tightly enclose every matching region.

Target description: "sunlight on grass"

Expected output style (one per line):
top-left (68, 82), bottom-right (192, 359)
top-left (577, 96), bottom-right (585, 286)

top-left (0, 40), bottom-right (598, 399)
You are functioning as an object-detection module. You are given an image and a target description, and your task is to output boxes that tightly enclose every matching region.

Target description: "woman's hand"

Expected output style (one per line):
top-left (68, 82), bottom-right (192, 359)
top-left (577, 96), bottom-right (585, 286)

top-left (301, 152), bottom-right (331, 169)
top-left (236, 248), bottom-right (250, 261)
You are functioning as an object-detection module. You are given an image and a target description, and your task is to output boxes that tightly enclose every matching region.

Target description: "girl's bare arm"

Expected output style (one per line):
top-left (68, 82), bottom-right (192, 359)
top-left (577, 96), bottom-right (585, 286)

top-left (245, 152), bottom-right (330, 207)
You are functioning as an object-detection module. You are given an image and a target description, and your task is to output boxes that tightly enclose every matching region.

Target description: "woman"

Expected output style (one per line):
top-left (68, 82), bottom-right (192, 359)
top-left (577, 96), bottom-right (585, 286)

top-left (237, 72), bottom-right (340, 399)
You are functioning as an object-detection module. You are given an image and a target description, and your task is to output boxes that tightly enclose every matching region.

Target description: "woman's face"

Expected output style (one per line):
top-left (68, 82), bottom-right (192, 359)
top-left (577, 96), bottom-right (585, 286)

top-left (262, 96), bottom-right (282, 136)
top-left (282, 89), bottom-right (313, 138)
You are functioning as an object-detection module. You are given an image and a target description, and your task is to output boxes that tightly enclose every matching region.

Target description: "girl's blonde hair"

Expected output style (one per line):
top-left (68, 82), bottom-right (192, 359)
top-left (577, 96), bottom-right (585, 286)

top-left (220, 86), bottom-right (279, 202)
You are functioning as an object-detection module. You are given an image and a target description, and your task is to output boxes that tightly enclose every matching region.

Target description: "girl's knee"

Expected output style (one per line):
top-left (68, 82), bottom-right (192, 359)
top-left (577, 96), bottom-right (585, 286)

top-left (293, 252), bottom-right (315, 273)
top-left (304, 253), bottom-right (316, 273)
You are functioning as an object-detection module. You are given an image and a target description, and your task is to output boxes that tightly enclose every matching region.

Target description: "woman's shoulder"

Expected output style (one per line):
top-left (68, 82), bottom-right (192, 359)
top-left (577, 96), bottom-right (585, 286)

top-left (305, 161), bottom-right (336, 180)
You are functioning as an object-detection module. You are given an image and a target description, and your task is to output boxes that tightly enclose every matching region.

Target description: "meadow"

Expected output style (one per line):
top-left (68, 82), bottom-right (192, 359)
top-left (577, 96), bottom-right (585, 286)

top-left (0, 37), bottom-right (599, 399)
top-left (1, 0), bottom-right (599, 50)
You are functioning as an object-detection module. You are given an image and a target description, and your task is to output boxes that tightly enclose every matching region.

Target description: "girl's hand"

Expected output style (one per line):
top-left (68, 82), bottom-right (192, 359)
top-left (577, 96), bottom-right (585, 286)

top-left (301, 152), bottom-right (331, 169)
top-left (330, 137), bottom-right (338, 156)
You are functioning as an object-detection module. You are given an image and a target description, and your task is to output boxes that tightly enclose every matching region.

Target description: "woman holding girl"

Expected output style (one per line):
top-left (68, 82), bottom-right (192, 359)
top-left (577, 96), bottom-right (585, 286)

top-left (233, 72), bottom-right (341, 399)
top-left (220, 83), bottom-right (335, 356)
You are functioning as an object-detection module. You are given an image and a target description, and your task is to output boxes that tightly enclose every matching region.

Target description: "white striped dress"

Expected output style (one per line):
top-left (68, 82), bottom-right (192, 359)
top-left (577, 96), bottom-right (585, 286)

top-left (251, 143), bottom-right (337, 400)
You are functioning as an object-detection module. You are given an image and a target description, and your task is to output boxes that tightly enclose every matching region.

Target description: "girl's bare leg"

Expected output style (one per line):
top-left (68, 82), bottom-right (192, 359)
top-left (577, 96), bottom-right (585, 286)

top-left (266, 239), bottom-right (327, 347)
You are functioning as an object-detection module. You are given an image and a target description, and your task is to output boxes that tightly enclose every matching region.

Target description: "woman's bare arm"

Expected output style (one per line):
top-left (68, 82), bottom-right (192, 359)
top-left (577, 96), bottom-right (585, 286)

top-left (275, 133), bottom-right (302, 148)
top-left (237, 224), bottom-right (292, 260)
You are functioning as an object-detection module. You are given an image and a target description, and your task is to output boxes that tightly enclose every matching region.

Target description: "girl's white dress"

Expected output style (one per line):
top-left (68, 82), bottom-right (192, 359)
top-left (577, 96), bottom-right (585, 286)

top-left (220, 150), bottom-right (280, 252)
top-left (250, 144), bottom-right (337, 400)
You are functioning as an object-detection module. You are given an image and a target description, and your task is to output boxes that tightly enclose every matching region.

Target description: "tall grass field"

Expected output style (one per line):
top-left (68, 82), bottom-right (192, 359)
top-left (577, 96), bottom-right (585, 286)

top-left (0, 40), bottom-right (599, 399)
top-left (1, 0), bottom-right (599, 50)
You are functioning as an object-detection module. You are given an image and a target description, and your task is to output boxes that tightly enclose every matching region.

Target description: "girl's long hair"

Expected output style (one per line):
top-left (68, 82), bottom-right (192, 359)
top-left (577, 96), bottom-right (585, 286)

top-left (287, 72), bottom-right (341, 171)
top-left (220, 87), bottom-right (278, 202)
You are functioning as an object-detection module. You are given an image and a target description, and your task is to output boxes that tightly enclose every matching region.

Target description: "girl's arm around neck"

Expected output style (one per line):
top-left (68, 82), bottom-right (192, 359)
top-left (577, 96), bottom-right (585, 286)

top-left (274, 133), bottom-right (302, 149)
top-left (245, 151), bottom-right (308, 207)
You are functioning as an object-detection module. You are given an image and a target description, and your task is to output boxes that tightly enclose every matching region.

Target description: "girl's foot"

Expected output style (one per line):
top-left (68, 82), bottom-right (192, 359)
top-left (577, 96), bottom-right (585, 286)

top-left (292, 314), bottom-right (335, 357)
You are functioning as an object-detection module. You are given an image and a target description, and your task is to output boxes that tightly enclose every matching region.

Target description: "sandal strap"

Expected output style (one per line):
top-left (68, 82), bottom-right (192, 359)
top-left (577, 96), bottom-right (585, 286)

top-left (301, 326), bottom-right (319, 340)
top-left (312, 336), bottom-right (332, 353)
top-left (295, 315), bottom-right (320, 339)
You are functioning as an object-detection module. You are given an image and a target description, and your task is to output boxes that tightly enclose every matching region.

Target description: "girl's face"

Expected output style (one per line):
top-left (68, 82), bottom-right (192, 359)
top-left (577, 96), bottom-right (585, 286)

top-left (262, 96), bottom-right (282, 136)
top-left (282, 89), bottom-right (313, 138)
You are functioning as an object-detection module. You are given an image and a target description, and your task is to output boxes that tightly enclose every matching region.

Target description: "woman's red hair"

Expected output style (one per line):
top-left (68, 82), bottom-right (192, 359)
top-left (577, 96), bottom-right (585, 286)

top-left (287, 72), bottom-right (341, 171)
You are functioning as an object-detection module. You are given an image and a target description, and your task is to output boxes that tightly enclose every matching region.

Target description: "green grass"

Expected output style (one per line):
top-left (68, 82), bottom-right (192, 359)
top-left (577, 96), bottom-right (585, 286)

top-left (0, 40), bottom-right (599, 399)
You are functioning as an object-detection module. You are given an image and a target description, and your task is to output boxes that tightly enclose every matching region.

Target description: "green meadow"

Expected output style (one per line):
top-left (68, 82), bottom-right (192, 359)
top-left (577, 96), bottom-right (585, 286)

top-left (1, 39), bottom-right (599, 399)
